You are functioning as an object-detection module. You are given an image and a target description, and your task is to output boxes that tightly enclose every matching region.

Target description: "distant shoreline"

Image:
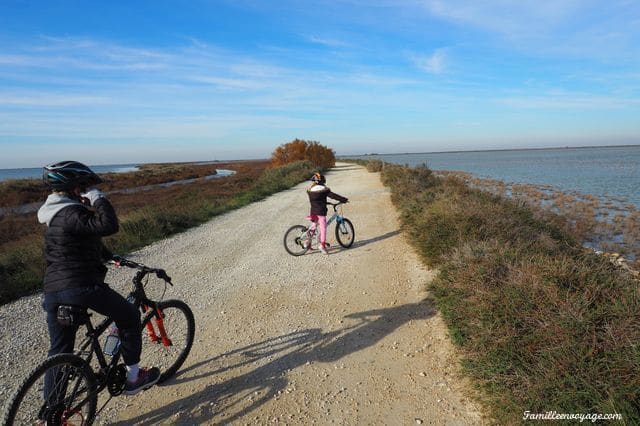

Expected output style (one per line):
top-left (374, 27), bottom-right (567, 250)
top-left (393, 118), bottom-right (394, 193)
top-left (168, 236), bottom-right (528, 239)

top-left (0, 158), bottom-right (268, 174)
top-left (340, 143), bottom-right (640, 157)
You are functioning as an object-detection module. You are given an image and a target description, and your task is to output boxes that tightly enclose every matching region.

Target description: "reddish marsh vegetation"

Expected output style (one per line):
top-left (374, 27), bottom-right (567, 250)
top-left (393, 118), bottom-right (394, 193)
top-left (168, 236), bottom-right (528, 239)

top-left (0, 162), bottom-right (226, 208)
top-left (436, 170), bottom-right (640, 266)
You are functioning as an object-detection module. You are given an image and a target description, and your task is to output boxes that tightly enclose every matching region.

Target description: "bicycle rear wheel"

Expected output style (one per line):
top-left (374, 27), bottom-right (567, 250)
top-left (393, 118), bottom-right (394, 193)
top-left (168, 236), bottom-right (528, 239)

top-left (335, 218), bottom-right (355, 248)
top-left (140, 299), bottom-right (195, 383)
top-left (4, 353), bottom-right (97, 426)
top-left (283, 225), bottom-right (310, 256)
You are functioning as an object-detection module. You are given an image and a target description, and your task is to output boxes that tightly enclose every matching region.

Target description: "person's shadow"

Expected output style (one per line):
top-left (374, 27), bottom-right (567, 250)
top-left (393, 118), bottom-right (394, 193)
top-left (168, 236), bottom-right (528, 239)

top-left (113, 299), bottom-right (436, 425)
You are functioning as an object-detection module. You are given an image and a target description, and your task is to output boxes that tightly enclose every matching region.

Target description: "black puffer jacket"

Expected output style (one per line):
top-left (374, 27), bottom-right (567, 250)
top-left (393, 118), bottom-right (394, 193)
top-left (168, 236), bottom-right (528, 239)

top-left (37, 194), bottom-right (119, 293)
top-left (307, 184), bottom-right (348, 216)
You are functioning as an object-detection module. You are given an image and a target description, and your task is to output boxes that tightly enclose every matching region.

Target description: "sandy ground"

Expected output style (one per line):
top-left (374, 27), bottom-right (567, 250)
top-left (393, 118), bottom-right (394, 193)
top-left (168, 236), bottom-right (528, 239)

top-left (100, 163), bottom-right (484, 425)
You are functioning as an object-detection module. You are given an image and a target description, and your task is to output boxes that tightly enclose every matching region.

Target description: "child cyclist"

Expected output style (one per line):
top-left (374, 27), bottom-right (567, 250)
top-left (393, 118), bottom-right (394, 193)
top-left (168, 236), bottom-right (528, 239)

top-left (306, 172), bottom-right (348, 254)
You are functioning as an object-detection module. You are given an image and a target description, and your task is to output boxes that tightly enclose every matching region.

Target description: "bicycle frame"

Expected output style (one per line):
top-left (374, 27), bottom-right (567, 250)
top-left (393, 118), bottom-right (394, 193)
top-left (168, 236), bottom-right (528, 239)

top-left (305, 204), bottom-right (345, 243)
top-left (4, 257), bottom-right (190, 426)
top-left (311, 203), bottom-right (345, 228)
top-left (325, 210), bottom-right (342, 227)
top-left (74, 260), bottom-right (174, 393)
top-left (76, 316), bottom-right (119, 378)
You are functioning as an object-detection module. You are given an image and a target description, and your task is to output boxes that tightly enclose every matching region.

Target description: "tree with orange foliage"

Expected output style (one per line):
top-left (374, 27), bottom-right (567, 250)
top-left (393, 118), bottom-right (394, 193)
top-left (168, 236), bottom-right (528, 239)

top-left (271, 139), bottom-right (335, 169)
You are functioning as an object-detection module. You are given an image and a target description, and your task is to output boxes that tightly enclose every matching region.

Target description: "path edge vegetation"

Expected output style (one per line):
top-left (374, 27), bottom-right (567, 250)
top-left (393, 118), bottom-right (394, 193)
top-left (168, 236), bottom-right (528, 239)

top-left (348, 159), bottom-right (639, 425)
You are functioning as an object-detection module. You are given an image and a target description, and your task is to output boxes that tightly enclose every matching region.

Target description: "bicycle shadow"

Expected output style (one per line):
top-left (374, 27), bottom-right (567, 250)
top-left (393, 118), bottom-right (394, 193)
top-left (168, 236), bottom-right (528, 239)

top-left (349, 230), bottom-right (401, 249)
top-left (112, 299), bottom-right (436, 425)
top-left (319, 229), bottom-right (400, 255)
top-left (290, 229), bottom-right (398, 256)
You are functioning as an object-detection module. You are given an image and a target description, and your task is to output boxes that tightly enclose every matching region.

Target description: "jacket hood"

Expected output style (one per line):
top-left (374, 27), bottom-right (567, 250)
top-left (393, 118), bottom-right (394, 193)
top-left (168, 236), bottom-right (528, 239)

top-left (309, 184), bottom-right (328, 192)
top-left (37, 193), bottom-right (83, 226)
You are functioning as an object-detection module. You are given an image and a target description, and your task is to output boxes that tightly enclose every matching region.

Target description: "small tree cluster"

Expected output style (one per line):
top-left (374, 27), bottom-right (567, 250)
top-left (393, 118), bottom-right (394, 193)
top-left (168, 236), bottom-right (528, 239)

top-left (271, 139), bottom-right (335, 169)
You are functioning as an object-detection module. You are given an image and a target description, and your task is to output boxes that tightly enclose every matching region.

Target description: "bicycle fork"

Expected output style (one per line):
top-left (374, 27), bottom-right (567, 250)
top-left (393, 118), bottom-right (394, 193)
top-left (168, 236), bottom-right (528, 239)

top-left (143, 306), bottom-right (172, 346)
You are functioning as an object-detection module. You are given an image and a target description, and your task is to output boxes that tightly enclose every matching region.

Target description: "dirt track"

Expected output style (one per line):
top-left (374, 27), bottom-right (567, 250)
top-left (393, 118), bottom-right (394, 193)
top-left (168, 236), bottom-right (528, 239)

top-left (1, 163), bottom-right (484, 425)
top-left (102, 162), bottom-right (484, 425)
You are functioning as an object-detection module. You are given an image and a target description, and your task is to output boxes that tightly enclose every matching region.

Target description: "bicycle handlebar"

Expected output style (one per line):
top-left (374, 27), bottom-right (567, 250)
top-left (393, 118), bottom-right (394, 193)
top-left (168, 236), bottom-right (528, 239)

top-left (110, 255), bottom-right (173, 285)
top-left (326, 201), bottom-right (347, 211)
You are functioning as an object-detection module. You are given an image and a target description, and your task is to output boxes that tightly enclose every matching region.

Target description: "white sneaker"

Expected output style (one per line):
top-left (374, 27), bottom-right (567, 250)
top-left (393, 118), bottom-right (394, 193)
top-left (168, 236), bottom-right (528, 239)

top-left (320, 244), bottom-right (329, 255)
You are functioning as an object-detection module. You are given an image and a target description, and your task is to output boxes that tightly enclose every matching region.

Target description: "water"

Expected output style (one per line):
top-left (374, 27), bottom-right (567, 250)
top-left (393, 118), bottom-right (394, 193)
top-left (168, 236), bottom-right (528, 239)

top-left (0, 169), bottom-right (236, 215)
top-left (0, 164), bottom-right (139, 182)
top-left (109, 169), bottom-right (235, 194)
top-left (347, 145), bottom-right (640, 206)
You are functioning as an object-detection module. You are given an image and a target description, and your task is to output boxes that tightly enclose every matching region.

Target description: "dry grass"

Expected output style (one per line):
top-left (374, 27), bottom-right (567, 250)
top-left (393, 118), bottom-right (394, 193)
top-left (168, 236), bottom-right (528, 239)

top-left (375, 162), bottom-right (640, 424)
top-left (434, 170), bottom-right (640, 263)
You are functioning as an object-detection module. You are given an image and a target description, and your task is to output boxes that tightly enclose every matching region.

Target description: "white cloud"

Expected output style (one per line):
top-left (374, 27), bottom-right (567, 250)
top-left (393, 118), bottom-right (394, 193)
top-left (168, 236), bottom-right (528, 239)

top-left (414, 49), bottom-right (447, 74)
top-left (423, 0), bottom-right (584, 36)
top-left (0, 54), bottom-right (35, 66)
top-left (421, 0), bottom-right (640, 60)
top-left (348, 73), bottom-right (419, 86)
top-left (495, 92), bottom-right (640, 109)
top-left (306, 35), bottom-right (351, 48)
top-left (189, 75), bottom-right (268, 91)
top-left (0, 93), bottom-right (112, 107)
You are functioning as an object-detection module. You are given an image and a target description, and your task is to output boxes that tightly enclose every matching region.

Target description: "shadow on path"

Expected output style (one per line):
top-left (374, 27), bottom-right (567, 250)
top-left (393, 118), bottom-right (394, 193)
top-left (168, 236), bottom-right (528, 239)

top-left (113, 299), bottom-right (436, 425)
top-left (350, 230), bottom-right (401, 250)
top-left (301, 229), bottom-right (400, 256)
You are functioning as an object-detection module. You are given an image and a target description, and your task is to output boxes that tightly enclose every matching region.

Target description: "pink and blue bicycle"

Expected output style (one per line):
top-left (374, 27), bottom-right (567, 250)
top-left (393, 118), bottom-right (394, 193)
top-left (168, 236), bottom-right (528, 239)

top-left (284, 202), bottom-right (355, 256)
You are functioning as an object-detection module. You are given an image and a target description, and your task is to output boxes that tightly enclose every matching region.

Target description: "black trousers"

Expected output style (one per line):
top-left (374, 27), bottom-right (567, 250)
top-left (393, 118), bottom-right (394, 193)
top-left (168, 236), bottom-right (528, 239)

top-left (42, 283), bottom-right (141, 366)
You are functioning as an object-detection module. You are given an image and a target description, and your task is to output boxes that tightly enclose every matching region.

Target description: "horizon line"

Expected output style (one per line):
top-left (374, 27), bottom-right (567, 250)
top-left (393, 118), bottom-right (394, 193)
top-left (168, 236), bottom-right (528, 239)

top-left (3, 143), bottom-right (640, 171)
top-left (338, 143), bottom-right (640, 157)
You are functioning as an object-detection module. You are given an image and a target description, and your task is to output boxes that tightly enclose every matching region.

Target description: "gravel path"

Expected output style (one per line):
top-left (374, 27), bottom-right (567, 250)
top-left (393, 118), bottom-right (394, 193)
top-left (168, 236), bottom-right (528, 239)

top-left (1, 163), bottom-right (484, 425)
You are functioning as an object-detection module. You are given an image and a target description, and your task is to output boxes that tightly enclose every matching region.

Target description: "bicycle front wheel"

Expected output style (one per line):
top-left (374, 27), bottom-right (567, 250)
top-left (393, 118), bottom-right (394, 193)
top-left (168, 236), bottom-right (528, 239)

top-left (283, 225), bottom-right (310, 256)
top-left (140, 299), bottom-right (195, 383)
top-left (335, 218), bottom-right (355, 248)
top-left (4, 353), bottom-right (97, 426)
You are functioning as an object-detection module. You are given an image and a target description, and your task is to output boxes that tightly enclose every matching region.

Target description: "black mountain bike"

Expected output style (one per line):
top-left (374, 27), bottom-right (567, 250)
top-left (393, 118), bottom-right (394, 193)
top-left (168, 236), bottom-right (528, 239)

top-left (3, 257), bottom-right (195, 426)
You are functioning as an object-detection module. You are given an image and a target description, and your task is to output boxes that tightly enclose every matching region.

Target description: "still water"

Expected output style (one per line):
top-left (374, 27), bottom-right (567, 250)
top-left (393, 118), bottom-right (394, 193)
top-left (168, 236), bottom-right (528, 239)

top-left (0, 164), bottom-right (139, 182)
top-left (347, 145), bottom-right (640, 205)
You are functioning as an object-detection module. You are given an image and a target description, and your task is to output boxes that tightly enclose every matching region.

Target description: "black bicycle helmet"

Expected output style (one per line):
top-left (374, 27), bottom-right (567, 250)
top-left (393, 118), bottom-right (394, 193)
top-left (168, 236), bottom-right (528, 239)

top-left (43, 160), bottom-right (102, 191)
top-left (311, 172), bottom-right (326, 185)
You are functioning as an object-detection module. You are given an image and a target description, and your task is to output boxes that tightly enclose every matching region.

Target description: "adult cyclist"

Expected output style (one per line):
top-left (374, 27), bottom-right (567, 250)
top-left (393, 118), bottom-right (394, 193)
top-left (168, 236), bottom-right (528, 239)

top-left (37, 160), bottom-right (160, 395)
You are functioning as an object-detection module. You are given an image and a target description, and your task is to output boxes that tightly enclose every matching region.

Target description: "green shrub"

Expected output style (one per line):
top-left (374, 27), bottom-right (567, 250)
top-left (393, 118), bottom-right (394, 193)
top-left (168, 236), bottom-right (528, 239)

top-left (0, 242), bottom-right (45, 304)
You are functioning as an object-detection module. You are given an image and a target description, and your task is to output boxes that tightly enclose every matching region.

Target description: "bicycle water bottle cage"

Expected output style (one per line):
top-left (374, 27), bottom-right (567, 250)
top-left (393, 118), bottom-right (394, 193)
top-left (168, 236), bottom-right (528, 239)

top-left (56, 305), bottom-right (89, 327)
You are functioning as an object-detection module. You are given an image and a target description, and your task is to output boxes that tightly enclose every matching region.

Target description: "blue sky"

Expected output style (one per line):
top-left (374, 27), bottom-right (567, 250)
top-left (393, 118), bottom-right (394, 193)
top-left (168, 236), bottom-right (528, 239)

top-left (1, 0), bottom-right (639, 167)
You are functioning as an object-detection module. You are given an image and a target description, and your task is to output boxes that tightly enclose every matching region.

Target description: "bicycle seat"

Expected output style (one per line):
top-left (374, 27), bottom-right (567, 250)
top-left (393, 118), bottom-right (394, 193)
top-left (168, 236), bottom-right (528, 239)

top-left (56, 305), bottom-right (90, 327)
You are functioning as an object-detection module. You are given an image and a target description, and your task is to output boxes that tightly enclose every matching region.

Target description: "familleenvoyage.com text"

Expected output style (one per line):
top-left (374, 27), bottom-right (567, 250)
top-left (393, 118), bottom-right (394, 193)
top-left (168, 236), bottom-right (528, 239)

top-left (523, 411), bottom-right (622, 422)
